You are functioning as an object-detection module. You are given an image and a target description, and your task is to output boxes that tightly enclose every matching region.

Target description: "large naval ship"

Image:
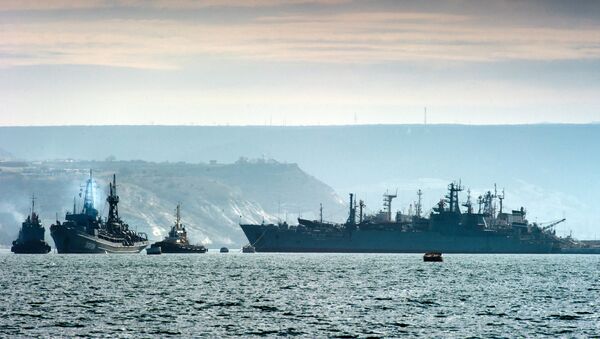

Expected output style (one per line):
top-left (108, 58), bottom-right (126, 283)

top-left (148, 204), bottom-right (207, 253)
top-left (11, 196), bottom-right (51, 254)
top-left (240, 182), bottom-right (565, 253)
top-left (50, 171), bottom-right (149, 253)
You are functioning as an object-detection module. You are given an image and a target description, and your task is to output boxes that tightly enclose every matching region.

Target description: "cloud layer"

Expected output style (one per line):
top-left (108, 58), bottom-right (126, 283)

top-left (2, 1), bottom-right (600, 69)
top-left (2, 1), bottom-right (600, 126)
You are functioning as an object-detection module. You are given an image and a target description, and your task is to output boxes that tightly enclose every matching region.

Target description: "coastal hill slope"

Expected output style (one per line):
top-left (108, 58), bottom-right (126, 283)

top-left (0, 159), bottom-right (344, 248)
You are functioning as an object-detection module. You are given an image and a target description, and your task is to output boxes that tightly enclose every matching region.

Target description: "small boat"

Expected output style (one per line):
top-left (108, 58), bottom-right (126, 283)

top-left (11, 195), bottom-right (51, 254)
top-left (148, 204), bottom-right (207, 254)
top-left (220, 247), bottom-right (229, 253)
top-left (146, 246), bottom-right (161, 255)
top-left (423, 252), bottom-right (443, 262)
top-left (242, 244), bottom-right (256, 253)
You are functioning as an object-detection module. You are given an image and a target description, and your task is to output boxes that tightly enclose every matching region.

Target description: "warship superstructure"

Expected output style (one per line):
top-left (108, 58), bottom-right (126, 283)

top-left (11, 196), bottom-right (51, 254)
top-left (50, 171), bottom-right (148, 253)
top-left (148, 204), bottom-right (207, 253)
top-left (240, 182), bottom-right (564, 253)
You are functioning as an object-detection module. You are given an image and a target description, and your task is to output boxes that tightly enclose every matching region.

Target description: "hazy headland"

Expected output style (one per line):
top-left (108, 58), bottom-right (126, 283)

top-left (0, 124), bottom-right (598, 244)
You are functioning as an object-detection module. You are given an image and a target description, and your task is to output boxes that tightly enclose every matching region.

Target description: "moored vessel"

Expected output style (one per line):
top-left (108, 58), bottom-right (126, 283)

top-left (50, 171), bottom-right (148, 253)
top-left (148, 204), bottom-right (207, 254)
top-left (423, 252), bottom-right (443, 262)
top-left (11, 196), bottom-right (51, 254)
top-left (241, 182), bottom-right (564, 254)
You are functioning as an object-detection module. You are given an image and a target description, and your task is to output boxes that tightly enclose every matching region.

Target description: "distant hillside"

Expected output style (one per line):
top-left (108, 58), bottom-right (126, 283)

top-left (0, 159), bottom-right (344, 248)
top-left (0, 147), bottom-right (13, 161)
top-left (0, 124), bottom-right (598, 239)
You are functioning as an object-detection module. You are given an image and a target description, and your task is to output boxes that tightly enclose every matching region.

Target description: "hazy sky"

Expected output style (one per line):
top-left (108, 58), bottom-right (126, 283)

top-left (1, 0), bottom-right (600, 126)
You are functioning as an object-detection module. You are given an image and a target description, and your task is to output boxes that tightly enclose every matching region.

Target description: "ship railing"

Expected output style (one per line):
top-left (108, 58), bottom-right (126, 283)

top-left (97, 232), bottom-right (125, 243)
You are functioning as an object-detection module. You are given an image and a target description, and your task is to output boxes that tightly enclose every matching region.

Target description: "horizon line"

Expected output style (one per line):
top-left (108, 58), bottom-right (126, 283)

top-left (1, 122), bottom-right (600, 128)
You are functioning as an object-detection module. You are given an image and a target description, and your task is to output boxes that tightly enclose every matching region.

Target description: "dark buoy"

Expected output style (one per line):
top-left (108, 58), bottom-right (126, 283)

top-left (220, 247), bottom-right (229, 253)
top-left (423, 252), bottom-right (443, 262)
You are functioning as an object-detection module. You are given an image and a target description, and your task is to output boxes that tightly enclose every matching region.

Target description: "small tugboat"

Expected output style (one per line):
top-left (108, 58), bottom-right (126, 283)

top-left (423, 252), bottom-right (443, 262)
top-left (11, 195), bottom-right (51, 254)
top-left (148, 204), bottom-right (207, 254)
top-left (242, 244), bottom-right (256, 253)
top-left (220, 247), bottom-right (229, 253)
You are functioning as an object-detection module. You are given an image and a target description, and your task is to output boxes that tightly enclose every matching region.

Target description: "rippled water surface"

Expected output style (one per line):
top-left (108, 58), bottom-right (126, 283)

top-left (1, 251), bottom-right (599, 337)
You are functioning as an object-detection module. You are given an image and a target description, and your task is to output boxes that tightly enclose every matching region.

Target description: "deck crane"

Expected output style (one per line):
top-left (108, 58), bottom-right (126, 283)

top-left (539, 218), bottom-right (566, 232)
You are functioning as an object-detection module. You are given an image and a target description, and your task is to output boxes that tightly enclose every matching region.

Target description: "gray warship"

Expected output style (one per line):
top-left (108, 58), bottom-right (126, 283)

top-left (11, 196), bottom-right (51, 254)
top-left (241, 182), bottom-right (565, 253)
top-left (50, 171), bottom-right (148, 253)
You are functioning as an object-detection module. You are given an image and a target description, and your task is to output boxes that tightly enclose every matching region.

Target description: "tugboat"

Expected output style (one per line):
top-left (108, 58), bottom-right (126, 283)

top-left (148, 204), bottom-right (207, 253)
top-left (11, 195), bottom-right (51, 254)
top-left (50, 171), bottom-right (149, 253)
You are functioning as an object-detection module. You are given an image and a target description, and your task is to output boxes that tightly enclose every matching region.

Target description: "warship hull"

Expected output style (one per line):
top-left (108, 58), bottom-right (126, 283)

top-left (51, 225), bottom-right (148, 254)
top-left (240, 224), bottom-right (558, 254)
top-left (11, 240), bottom-right (51, 254)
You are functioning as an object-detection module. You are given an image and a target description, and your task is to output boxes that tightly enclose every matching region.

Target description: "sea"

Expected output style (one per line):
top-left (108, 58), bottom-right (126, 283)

top-left (1, 251), bottom-right (599, 338)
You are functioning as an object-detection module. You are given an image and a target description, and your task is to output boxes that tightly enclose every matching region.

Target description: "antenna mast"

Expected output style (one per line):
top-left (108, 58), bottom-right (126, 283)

top-left (446, 181), bottom-right (463, 213)
top-left (415, 189), bottom-right (423, 217)
top-left (347, 193), bottom-right (356, 225)
top-left (319, 203), bottom-right (323, 223)
top-left (383, 190), bottom-right (398, 222)
top-left (359, 200), bottom-right (365, 223)
top-left (462, 189), bottom-right (473, 214)
top-left (107, 174), bottom-right (120, 222)
top-left (498, 188), bottom-right (505, 214)
top-left (31, 194), bottom-right (36, 217)
top-left (175, 203), bottom-right (181, 228)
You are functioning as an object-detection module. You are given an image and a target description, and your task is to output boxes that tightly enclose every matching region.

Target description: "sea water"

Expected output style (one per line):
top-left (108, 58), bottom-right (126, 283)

top-left (1, 252), bottom-right (599, 337)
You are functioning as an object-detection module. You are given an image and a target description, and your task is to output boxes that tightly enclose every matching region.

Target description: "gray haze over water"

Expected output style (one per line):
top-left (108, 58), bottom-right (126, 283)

top-left (1, 252), bottom-right (599, 337)
top-left (0, 124), bottom-right (597, 239)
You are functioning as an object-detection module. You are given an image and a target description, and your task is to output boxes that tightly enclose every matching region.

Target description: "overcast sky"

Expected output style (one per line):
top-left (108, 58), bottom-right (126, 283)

top-left (1, 0), bottom-right (600, 126)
